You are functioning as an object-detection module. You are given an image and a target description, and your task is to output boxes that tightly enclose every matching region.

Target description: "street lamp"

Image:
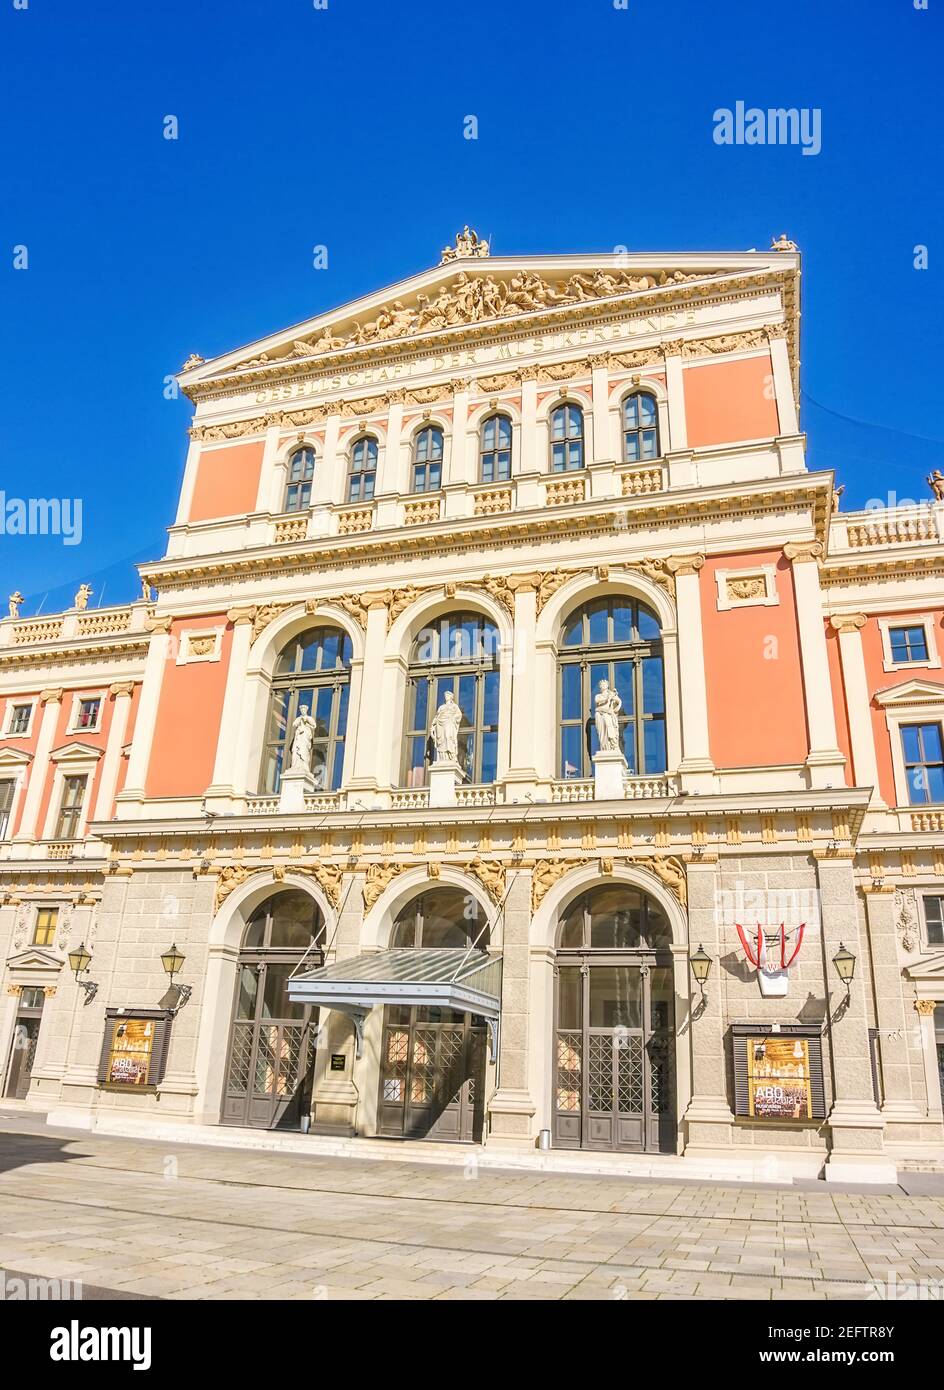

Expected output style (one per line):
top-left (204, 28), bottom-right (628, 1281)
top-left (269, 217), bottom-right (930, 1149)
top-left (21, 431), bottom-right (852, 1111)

top-left (161, 943), bottom-right (192, 1011)
top-left (68, 943), bottom-right (98, 1005)
top-left (689, 944), bottom-right (713, 1000)
top-left (832, 942), bottom-right (856, 994)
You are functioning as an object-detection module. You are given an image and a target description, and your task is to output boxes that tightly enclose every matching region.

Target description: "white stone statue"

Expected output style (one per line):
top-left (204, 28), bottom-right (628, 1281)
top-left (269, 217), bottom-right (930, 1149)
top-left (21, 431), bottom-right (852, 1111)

top-left (430, 690), bottom-right (462, 762)
top-left (289, 705), bottom-right (317, 772)
top-left (74, 583), bottom-right (93, 611)
top-left (594, 679), bottom-right (623, 753)
top-left (8, 591), bottom-right (23, 619)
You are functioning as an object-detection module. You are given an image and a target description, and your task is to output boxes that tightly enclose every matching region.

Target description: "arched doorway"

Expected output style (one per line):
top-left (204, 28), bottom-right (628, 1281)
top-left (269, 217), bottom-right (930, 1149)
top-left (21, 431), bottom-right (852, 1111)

top-left (378, 888), bottom-right (489, 1142)
top-left (222, 889), bottom-right (325, 1128)
top-left (554, 885), bottom-right (675, 1153)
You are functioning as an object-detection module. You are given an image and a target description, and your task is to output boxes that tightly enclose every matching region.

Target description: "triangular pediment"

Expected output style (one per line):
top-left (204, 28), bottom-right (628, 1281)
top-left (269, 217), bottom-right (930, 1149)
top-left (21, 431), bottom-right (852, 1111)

top-left (905, 951), bottom-right (944, 981)
top-left (179, 241), bottom-right (798, 390)
top-left (5, 947), bottom-right (63, 975)
top-left (0, 745), bottom-right (32, 768)
top-left (49, 741), bottom-right (103, 763)
top-left (874, 678), bottom-right (944, 708)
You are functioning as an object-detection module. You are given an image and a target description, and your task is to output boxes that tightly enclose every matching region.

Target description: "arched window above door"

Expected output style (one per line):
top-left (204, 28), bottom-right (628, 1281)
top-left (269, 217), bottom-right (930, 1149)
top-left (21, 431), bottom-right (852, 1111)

top-left (391, 888), bottom-right (489, 950)
top-left (558, 596), bottom-right (666, 780)
top-left (260, 627), bottom-right (352, 794)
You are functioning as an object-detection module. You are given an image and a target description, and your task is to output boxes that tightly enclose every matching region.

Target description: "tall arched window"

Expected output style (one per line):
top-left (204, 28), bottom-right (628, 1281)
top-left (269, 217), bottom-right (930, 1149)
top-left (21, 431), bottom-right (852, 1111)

top-left (558, 596), bottom-right (666, 779)
top-left (549, 402), bottom-right (584, 472)
top-left (622, 392), bottom-right (659, 462)
top-left (402, 612), bottom-right (500, 787)
top-left (261, 627), bottom-right (352, 794)
top-left (348, 434), bottom-right (378, 502)
top-left (412, 426), bottom-right (444, 492)
top-left (480, 414), bottom-right (512, 483)
top-left (284, 447), bottom-right (315, 511)
top-left (222, 889), bottom-right (325, 1129)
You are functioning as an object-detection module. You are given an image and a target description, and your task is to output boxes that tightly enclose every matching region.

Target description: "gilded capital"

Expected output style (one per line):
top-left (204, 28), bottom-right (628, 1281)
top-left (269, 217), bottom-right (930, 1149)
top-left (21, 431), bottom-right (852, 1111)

top-left (665, 553), bottom-right (706, 578)
top-left (915, 999), bottom-right (937, 1017)
top-left (145, 614), bottom-right (174, 634)
top-left (108, 681), bottom-right (135, 698)
top-left (40, 688), bottom-right (64, 705)
top-left (829, 613), bottom-right (867, 634)
top-left (227, 605), bottom-right (257, 626)
top-left (783, 540), bottom-right (824, 564)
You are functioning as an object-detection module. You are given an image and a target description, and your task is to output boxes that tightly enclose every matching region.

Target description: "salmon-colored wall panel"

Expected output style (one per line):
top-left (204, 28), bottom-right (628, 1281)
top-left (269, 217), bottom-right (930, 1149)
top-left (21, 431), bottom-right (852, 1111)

top-left (684, 355), bottom-right (780, 448)
top-left (857, 608), bottom-right (944, 806)
top-left (188, 442), bottom-right (264, 523)
top-left (146, 617), bottom-right (232, 797)
top-left (825, 627), bottom-right (854, 787)
top-left (700, 551), bottom-right (809, 767)
top-left (36, 688), bottom-right (115, 837)
top-left (0, 690), bottom-right (42, 836)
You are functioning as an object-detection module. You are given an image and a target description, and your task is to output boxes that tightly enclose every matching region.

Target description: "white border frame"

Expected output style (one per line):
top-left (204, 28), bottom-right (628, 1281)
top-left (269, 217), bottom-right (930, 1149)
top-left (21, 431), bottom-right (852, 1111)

top-left (66, 691), bottom-right (105, 736)
top-left (2, 698), bottom-right (36, 739)
top-left (176, 627), bottom-right (224, 666)
top-left (879, 616), bottom-right (941, 673)
top-left (715, 565), bottom-right (779, 612)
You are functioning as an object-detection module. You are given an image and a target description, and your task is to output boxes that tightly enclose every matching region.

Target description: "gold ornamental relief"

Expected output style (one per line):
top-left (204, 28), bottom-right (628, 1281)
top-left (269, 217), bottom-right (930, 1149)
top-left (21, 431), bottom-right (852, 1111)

top-left (298, 862), bottom-right (344, 908)
top-left (726, 576), bottom-right (766, 602)
top-left (465, 855), bottom-right (506, 906)
top-left (363, 862), bottom-right (407, 911)
top-left (530, 858), bottom-right (592, 914)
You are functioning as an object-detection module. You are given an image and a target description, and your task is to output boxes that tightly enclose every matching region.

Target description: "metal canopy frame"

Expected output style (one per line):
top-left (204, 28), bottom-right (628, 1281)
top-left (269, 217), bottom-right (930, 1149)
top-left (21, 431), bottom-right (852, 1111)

top-left (287, 948), bottom-right (502, 1059)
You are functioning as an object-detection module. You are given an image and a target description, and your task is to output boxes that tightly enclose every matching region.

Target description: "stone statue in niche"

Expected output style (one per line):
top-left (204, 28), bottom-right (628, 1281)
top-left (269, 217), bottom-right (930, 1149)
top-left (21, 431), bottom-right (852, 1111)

top-left (289, 705), bottom-right (317, 771)
top-left (430, 691), bottom-right (463, 763)
top-left (594, 679), bottom-right (623, 752)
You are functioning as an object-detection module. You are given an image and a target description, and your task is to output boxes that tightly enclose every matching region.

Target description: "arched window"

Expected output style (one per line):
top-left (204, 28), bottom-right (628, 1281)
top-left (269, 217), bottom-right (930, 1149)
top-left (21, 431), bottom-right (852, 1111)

top-left (550, 403), bottom-right (584, 472)
top-left (391, 888), bottom-right (490, 949)
top-left (284, 447), bottom-right (315, 511)
top-left (348, 434), bottom-right (378, 502)
top-left (223, 889), bottom-right (325, 1128)
top-left (622, 392), bottom-right (659, 462)
top-left (402, 612), bottom-right (500, 787)
top-left (260, 627), bottom-right (352, 794)
top-left (558, 596), bottom-right (665, 779)
top-left (412, 426), bottom-right (444, 493)
top-left (479, 414), bottom-right (512, 483)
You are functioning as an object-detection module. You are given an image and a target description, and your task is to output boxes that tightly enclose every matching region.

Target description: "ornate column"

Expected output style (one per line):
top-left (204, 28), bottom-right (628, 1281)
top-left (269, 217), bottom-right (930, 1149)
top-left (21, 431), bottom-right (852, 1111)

top-left (92, 682), bottom-right (135, 821)
top-left (682, 855), bottom-right (736, 1154)
top-left (785, 542), bottom-right (846, 788)
top-left (503, 575), bottom-right (540, 796)
top-left (816, 853), bottom-right (895, 1183)
top-left (444, 381), bottom-right (470, 517)
top-left (670, 555), bottom-right (716, 791)
top-left (488, 867), bottom-right (537, 1145)
top-left (116, 617), bottom-right (172, 814)
top-left (829, 614), bottom-right (884, 805)
top-left (862, 883), bottom-right (924, 1129)
top-left (311, 871), bottom-right (364, 1136)
top-left (767, 327), bottom-right (799, 435)
top-left (258, 420), bottom-right (283, 513)
top-left (14, 688), bottom-right (62, 842)
top-left (346, 594), bottom-right (390, 794)
top-left (915, 1000), bottom-right (944, 1123)
top-left (205, 608), bottom-right (256, 808)
top-left (374, 395), bottom-right (404, 530)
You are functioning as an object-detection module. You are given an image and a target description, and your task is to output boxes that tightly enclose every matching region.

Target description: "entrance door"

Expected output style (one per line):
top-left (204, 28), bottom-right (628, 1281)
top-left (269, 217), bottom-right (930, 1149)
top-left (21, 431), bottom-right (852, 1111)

top-left (222, 961), bottom-right (318, 1129)
top-left (554, 959), bottom-right (674, 1153)
top-left (4, 987), bottom-right (46, 1100)
top-left (378, 1006), bottom-right (485, 1142)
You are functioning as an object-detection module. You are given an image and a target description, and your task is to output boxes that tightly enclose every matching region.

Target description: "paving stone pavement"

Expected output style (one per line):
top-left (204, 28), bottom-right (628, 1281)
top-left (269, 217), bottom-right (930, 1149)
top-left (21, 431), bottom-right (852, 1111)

top-left (2, 1113), bottom-right (944, 1301)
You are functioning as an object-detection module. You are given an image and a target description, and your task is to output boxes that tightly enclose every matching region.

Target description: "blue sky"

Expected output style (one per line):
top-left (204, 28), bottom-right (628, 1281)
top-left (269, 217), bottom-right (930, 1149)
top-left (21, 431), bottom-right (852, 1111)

top-left (1, 0), bottom-right (940, 613)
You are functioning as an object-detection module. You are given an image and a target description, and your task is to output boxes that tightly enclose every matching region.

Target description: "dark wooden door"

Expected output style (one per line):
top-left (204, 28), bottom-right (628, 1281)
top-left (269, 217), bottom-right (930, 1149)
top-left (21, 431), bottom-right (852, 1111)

top-left (222, 961), bottom-right (317, 1129)
top-left (378, 1006), bottom-right (485, 1142)
top-left (554, 957), bottom-right (674, 1153)
top-left (4, 990), bottom-right (45, 1100)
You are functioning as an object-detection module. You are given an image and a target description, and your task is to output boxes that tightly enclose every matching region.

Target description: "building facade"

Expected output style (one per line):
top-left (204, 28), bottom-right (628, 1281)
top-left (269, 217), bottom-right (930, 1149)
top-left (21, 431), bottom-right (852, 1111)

top-left (2, 233), bottom-right (944, 1182)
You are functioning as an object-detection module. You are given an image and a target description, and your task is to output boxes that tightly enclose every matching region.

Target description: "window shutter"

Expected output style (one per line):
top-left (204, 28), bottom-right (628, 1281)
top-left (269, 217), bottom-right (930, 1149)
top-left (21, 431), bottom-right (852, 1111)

top-left (149, 1015), bottom-right (174, 1086)
top-left (97, 1013), bottom-right (116, 1085)
top-left (732, 1033), bottom-right (749, 1116)
top-left (808, 1034), bottom-right (827, 1119)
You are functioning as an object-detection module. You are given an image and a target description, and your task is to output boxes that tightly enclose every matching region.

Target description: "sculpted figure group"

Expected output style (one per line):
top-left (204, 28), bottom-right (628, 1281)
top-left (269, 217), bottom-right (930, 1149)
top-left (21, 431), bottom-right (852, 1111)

top-left (288, 265), bottom-right (713, 361)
